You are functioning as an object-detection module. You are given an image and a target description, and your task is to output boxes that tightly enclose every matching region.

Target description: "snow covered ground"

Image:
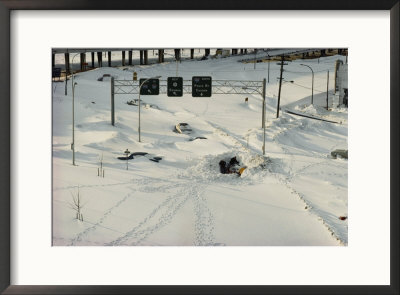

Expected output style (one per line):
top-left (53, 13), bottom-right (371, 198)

top-left (52, 50), bottom-right (348, 246)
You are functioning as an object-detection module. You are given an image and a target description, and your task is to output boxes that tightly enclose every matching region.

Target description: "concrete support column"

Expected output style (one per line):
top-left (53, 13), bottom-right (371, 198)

top-left (91, 52), bottom-right (95, 68)
top-left (122, 51), bottom-right (126, 66)
top-left (128, 51), bottom-right (132, 65)
top-left (140, 50), bottom-right (144, 65)
top-left (190, 49), bottom-right (194, 59)
top-left (158, 49), bottom-right (164, 63)
top-left (144, 50), bottom-right (148, 65)
top-left (64, 53), bottom-right (70, 74)
top-left (174, 49), bottom-right (181, 61)
top-left (108, 51), bottom-right (111, 67)
top-left (97, 52), bottom-right (103, 67)
top-left (240, 49), bottom-right (244, 54)
top-left (244, 49), bottom-right (248, 54)
top-left (80, 53), bottom-right (86, 71)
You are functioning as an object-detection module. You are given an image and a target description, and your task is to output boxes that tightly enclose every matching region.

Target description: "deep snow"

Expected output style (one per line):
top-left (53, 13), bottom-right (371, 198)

top-left (52, 49), bottom-right (348, 246)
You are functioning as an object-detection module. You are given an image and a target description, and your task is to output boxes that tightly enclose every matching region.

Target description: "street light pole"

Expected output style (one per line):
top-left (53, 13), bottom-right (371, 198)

top-left (300, 64), bottom-right (314, 105)
top-left (262, 78), bottom-right (266, 155)
top-left (138, 76), bottom-right (161, 142)
top-left (241, 80), bottom-right (266, 155)
top-left (71, 53), bottom-right (80, 166)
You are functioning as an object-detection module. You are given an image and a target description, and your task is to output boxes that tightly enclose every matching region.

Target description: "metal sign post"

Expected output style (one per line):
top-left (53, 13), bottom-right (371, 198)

top-left (138, 77), bottom-right (161, 142)
top-left (124, 149), bottom-right (130, 170)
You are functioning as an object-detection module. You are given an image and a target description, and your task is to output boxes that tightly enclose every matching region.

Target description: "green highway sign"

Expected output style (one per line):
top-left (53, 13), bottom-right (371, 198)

top-left (140, 79), bottom-right (160, 95)
top-left (167, 77), bottom-right (183, 97)
top-left (192, 76), bottom-right (212, 97)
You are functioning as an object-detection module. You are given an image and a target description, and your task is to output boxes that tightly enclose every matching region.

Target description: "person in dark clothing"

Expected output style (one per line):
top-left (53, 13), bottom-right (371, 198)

top-left (219, 157), bottom-right (243, 175)
top-left (219, 160), bottom-right (228, 174)
top-left (229, 157), bottom-right (239, 166)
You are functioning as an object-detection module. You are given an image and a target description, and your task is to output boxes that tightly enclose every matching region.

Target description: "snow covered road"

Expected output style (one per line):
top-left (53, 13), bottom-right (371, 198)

top-left (53, 51), bottom-right (347, 246)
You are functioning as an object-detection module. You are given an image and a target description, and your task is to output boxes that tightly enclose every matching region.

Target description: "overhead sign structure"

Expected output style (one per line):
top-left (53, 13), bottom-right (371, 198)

top-left (167, 77), bottom-right (183, 97)
top-left (192, 76), bottom-right (212, 97)
top-left (140, 78), bottom-right (160, 95)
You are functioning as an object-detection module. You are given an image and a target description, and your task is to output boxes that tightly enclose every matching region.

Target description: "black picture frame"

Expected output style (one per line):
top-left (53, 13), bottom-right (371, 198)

top-left (1, 1), bottom-right (398, 294)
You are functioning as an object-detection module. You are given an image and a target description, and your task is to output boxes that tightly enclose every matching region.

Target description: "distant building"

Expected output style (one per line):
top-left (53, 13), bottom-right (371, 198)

top-left (335, 60), bottom-right (348, 107)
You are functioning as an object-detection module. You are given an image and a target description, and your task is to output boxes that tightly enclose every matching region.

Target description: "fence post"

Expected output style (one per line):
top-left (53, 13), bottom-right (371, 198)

top-left (111, 77), bottom-right (115, 126)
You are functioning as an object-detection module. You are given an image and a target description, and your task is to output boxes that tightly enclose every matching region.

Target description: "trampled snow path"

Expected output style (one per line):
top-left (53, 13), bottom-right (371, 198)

top-left (105, 181), bottom-right (214, 246)
top-left (69, 191), bottom-right (135, 246)
top-left (192, 183), bottom-right (215, 246)
top-left (269, 116), bottom-right (348, 244)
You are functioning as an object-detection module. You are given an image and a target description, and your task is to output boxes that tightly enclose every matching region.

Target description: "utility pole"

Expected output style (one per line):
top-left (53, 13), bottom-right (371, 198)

top-left (276, 55), bottom-right (284, 118)
top-left (267, 60), bottom-right (270, 83)
top-left (262, 78), bottom-right (267, 155)
top-left (326, 70), bottom-right (330, 110)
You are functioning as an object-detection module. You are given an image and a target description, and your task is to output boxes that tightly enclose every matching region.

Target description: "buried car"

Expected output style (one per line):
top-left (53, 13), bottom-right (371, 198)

top-left (117, 152), bottom-right (162, 162)
top-left (174, 123), bottom-right (207, 141)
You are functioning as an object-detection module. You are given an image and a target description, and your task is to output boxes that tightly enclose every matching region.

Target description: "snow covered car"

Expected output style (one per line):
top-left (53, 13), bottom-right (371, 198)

top-left (174, 123), bottom-right (192, 134)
